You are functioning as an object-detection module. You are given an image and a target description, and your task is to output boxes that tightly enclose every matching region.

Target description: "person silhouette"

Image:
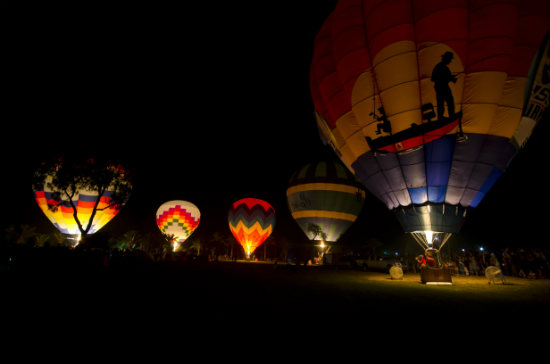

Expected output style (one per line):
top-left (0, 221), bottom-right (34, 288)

top-left (431, 51), bottom-right (457, 120)
top-left (372, 107), bottom-right (391, 135)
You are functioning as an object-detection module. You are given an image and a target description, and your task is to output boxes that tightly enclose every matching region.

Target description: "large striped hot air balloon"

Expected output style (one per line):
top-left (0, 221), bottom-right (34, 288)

top-left (228, 198), bottom-right (275, 259)
top-left (34, 177), bottom-right (124, 241)
top-left (287, 160), bottom-right (365, 243)
top-left (33, 159), bottom-right (131, 245)
top-left (156, 200), bottom-right (201, 251)
top-left (310, 0), bottom-right (550, 253)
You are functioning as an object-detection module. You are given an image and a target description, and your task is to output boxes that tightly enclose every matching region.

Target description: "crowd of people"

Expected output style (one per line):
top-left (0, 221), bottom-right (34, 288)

top-left (408, 247), bottom-right (549, 279)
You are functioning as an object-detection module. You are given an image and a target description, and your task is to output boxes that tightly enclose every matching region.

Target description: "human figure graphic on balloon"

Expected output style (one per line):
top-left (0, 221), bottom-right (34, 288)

top-left (431, 51), bottom-right (458, 121)
top-left (365, 51), bottom-right (464, 153)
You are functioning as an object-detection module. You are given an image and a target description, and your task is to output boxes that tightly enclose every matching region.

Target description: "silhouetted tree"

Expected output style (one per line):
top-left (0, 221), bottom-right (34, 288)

top-left (3, 224), bottom-right (38, 246)
top-left (32, 156), bottom-right (131, 241)
top-left (160, 233), bottom-right (176, 258)
top-left (109, 230), bottom-right (144, 250)
top-left (277, 235), bottom-right (292, 262)
top-left (211, 232), bottom-right (232, 259)
top-left (211, 231), bottom-right (236, 259)
top-left (49, 230), bottom-right (68, 246)
top-left (185, 238), bottom-right (202, 256)
top-left (140, 232), bottom-right (168, 261)
top-left (307, 223), bottom-right (327, 241)
top-left (263, 236), bottom-right (278, 261)
top-left (35, 233), bottom-right (50, 247)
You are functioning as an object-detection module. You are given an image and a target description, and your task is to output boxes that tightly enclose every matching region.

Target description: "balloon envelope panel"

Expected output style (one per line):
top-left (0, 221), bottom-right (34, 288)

top-left (310, 0), bottom-right (550, 233)
top-left (228, 198), bottom-right (275, 257)
top-left (156, 200), bottom-right (201, 243)
top-left (287, 161), bottom-right (365, 242)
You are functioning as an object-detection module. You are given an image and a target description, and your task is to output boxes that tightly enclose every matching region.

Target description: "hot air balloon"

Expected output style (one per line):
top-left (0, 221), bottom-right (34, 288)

top-left (228, 198), bottom-right (275, 259)
top-left (310, 0), bottom-right (549, 276)
top-left (156, 200), bottom-right (201, 251)
top-left (33, 159), bottom-right (131, 245)
top-left (287, 160), bottom-right (365, 244)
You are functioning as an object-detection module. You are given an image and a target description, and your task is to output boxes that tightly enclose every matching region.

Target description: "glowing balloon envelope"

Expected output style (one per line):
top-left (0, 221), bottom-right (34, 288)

top-left (33, 172), bottom-right (129, 242)
top-left (287, 160), bottom-right (365, 242)
top-left (228, 198), bottom-right (275, 258)
top-left (156, 200), bottom-right (201, 250)
top-left (310, 0), bottom-right (550, 249)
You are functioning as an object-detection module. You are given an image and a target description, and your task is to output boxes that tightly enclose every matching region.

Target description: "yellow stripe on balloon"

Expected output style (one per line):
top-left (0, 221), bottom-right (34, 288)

top-left (290, 210), bottom-right (359, 222)
top-left (286, 183), bottom-right (365, 196)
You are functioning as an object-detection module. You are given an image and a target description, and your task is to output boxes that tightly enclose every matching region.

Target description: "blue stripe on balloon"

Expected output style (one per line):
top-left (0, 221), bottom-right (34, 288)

top-left (408, 187), bottom-right (427, 204)
top-left (78, 194), bottom-right (98, 202)
top-left (426, 136), bottom-right (454, 202)
top-left (470, 168), bottom-right (503, 207)
top-left (428, 186), bottom-right (446, 203)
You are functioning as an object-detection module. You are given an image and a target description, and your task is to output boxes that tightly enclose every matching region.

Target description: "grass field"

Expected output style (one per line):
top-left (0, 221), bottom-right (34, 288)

top-left (4, 260), bottom-right (549, 321)
top-left (5, 259), bottom-right (547, 352)
top-left (189, 262), bottom-right (550, 314)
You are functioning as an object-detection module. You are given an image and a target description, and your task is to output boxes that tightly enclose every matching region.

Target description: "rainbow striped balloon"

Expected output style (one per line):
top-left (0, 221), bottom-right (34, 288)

top-left (287, 161), bottom-right (365, 242)
top-left (228, 198), bottom-right (275, 258)
top-left (33, 175), bottom-right (123, 238)
top-left (156, 201), bottom-right (201, 246)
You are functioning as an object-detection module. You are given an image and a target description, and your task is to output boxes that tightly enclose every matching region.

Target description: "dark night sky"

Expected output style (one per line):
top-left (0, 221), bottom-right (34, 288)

top-left (3, 1), bottom-right (549, 251)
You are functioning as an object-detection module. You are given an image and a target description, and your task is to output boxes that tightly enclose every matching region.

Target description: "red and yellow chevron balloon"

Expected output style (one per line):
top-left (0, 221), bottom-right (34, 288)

top-left (228, 198), bottom-right (275, 258)
top-left (156, 200), bottom-right (201, 250)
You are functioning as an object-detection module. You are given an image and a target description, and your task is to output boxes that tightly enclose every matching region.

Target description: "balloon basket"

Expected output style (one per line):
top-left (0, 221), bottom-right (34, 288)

top-left (421, 267), bottom-right (452, 285)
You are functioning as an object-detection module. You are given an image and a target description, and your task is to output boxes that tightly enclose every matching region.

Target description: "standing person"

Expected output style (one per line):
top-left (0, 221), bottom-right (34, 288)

top-left (502, 249), bottom-right (516, 276)
top-left (407, 253), bottom-right (418, 273)
top-left (431, 51), bottom-right (458, 120)
top-left (458, 258), bottom-right (469, 276)
top-left (469, 254), bottom-right (480, 276)
top-left (425, 250), bottom-right (436, 267)
top-left (416, 254), bottom-right (426, 269)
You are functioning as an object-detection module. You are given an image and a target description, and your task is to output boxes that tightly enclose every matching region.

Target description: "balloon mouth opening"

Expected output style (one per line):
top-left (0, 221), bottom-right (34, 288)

top-left (245, 243), bottom-right (253, 259)
top-left (66, 234), bottom-right (81, 247)
top-left (410, 230), bottom-right (452, 250)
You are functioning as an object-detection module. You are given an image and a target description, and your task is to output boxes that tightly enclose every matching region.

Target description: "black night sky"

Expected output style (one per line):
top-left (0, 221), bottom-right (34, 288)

top-left (3, 1), bottom-right (549, 252)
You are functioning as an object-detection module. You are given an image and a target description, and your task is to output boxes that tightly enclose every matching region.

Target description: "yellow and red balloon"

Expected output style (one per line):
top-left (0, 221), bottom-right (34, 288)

top-left (156, 200), bottom-right (201, 250)
top-left (228, 198), bottom-right (275, 258)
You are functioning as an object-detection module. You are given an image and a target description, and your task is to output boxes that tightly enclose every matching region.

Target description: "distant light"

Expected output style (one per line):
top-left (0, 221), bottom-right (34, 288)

top-left (479, 246), bottom-right (484, 252)
top-left (461, 248), bottom-right (465, 252)
top-left (394, 251), bottom-right (399, 256)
